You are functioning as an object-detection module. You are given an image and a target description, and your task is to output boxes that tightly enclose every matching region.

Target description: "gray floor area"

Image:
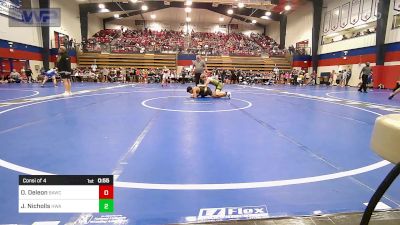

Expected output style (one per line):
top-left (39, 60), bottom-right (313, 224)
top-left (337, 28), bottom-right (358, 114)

top-left (189, 210), bottom-right (400, 225)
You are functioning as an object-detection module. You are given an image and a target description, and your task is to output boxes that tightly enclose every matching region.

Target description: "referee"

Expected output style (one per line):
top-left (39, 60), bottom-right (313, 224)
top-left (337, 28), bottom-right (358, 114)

top-left (358, 62), bottom-right (371, 93)
top-left (192, 55), bottom-right (207, 86)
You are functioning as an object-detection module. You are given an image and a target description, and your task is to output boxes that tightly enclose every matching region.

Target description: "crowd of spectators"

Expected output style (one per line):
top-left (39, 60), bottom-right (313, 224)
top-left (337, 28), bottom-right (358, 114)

top-left (112, 29), bottom-right (185, 53)
top-left (84, 28), bottom-right (286, 56)
top-left (69, 67), bottom-right (179, 84)
top-left (0, 68), bottom-right (34, 84)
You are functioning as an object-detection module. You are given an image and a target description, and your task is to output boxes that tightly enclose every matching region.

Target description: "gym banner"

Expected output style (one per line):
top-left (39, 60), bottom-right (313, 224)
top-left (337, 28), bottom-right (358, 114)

top-left (0, 0), bottom-right (21, 19)
top-left (341, 2), bottom-right (350, 28)
top-left (331, 7), bottom-right (340, 31)
top-left (350, 0), bottom-right (361, 25)
top-left (323, 11), bottom-right (331, 33)
top-left (395, 0), bottom-right (400, 11)
top-left (9, 8), bottom-right (61, 27)
top-left (361, 0), bottom-right (373, 21)
top-left (374, 0), bottom-right (379, 17)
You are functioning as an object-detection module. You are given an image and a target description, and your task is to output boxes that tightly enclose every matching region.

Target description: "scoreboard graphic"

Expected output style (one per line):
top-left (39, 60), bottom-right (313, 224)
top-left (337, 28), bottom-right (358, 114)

top-left (19, 175), bottom-right (114, 213)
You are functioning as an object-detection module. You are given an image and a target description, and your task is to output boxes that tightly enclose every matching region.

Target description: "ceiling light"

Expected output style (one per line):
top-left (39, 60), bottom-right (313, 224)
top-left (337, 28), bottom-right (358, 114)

top-left (150, 14), bottom-right (156, 19)
top-left (284, 5), bottom-right (291, 11)
top-left (141, 5), bottom-right (148, 11)
top-left (185, 7), bottom-right (192, 13)
top-left (265, 11), bottom-right (271, 16)
top-left (99, 8), bottom-right (110, 13)
top-left (238, 2), bottom-right (244, 8)
top-left (114, 14), bottom-right (120, 18)
top-left (227, 9), bottom-right (233, 14)
top-left (98, 3), bottom-right (105, 9)
top-left (186, 17), bottom-right (191, 22)
top-left (219, 17), bottom-right (224, 22)
top-left (185, 0), bottom-right (192, 6)
top-left (251, 19), bottom-right (257, 24)
top-left (130, 0), bottom-right (138, 3)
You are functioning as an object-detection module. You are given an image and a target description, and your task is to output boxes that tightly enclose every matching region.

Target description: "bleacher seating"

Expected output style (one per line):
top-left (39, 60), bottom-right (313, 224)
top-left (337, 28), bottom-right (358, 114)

top-left (80, 29), bottom-right (291, 72)
top-left (85, 29), bottom-right (286, 57)
top-left (78, 53), bottom-right (176, 70)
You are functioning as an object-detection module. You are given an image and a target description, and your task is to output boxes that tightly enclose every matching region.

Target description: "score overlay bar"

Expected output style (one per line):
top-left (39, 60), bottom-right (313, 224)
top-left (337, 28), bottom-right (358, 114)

top-left (19, 175), bottom-right (114, 213)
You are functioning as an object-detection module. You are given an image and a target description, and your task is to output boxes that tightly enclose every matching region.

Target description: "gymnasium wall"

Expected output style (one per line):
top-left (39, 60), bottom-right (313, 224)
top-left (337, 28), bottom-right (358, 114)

top-left (386, 0), bottom-right (400, 44)
top-left (0, 0), bottom-right (80, 78)
top-left (88, 14), bottom-right (104, 37)
top-left (318, 0), bottom-right (380, 55)
top-left (289, 0), bottom-right (400, 88)
top-left (265, 21), bottom-right (280, 43)
top-left (0, 0), bottom-right (42, 47)
top-left (318, 34), bottom-right (376, 54)
top-left (49, 0), bottom-right (81, 47)
top-left (285, 0), bottom-right (313, 49)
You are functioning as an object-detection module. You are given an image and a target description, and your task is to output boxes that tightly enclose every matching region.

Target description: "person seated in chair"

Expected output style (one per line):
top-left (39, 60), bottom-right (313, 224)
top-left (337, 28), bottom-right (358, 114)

top-left (9, 69), bottom-right (21, 83)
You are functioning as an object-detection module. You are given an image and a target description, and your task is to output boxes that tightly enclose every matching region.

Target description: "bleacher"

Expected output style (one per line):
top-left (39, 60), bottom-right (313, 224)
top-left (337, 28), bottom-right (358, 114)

top-left (78, 52), bottom-right (291, 72)
top-left (78, 53), bottom-right (177, 70)
top-left (205, 55), bottom-right (291, 71)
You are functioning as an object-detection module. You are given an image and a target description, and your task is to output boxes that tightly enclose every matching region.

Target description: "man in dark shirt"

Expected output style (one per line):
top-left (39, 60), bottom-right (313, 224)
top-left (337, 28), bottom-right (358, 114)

top-left (57, 46), bottom-right (72, 96)
top-left (25, 67), bottom-right (33, 83)
top-left (221, 70), bottom-right (226, 83)
top-left (181, 69), bottom-right (187, 84)
top-left (359, 62), bottom-right (371, 93)
top-left (346, 69), bottom-right (352, 86)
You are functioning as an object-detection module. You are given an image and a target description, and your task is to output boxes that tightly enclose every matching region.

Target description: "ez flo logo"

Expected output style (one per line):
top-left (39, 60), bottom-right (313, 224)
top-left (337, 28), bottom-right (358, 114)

top-left (198, 205), bottom-right (269, 220)
top-left (9, 8), bottom-right (60, 27)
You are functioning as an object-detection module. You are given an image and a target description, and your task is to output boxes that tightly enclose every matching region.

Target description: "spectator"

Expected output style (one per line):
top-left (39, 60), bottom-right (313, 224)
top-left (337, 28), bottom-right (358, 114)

top-left (9, 69), bottom-right (21, 83)
top-left (25, 67), bottom-right (33, 83)
top-left (346, 69), bottom-right (352, 86)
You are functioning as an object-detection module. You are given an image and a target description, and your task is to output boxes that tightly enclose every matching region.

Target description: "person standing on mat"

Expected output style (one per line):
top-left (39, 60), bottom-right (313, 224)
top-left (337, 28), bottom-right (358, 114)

top-left (57, 46), bottom-right (72, 96)
top-left (389, 81), bottom-right (400, 100)
top-left (359, 62), bottom-right (372, 93)
top-left (25, 67), bottom-right (33, 83)
top-left (192, 55), bottom-right (207, 86)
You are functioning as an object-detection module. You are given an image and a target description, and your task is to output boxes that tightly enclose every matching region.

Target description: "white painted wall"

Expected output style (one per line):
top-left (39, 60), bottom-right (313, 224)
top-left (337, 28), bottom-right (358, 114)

top-left (317, 62), bottom-right (376, 86)
top-left (50, 0), bottom-right (81, 47)
top-left (0, 0), bottom-right (42, 46)
top-left (285, 1), bottom-right (313, 49)
top-left (386, 0), bottom-right (400, 44)
top-left (322, 0), bottom-right (379, 35)
top-left (265, 21), bottom-right (280, 42)
top-left (319, 33), bottom-right (376, 54)
top-left (385, 61), bottom-right (400, 66)
top-left (88, 14), bottom-right (104, 37)
top-left (29, 60), bottom-right (43, 79)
